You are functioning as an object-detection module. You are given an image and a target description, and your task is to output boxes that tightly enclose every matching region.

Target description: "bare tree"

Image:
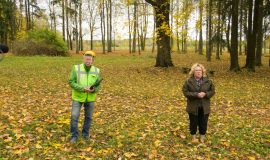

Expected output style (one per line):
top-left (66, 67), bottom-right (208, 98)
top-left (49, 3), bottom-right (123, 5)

top-left (86, 0), bottom-right (98, 50)
top-left (132, 1), bottom-right (138, 53)
top-left (127, 2), bottom-right (132, 53)
top-left (99, 0), bottom-right (106, 53)
top-left (198, 0), bottom-right (203, 55)
top-left (106, 0), bottom-right (112, 52)
top-left (61, 0), bottom-right (65, 41)
top-left (206, 0), bottom-right (212, 61)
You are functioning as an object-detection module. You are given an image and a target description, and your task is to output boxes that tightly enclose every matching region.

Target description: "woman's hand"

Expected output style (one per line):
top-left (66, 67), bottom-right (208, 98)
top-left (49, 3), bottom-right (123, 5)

top-left (198, 92), bottom-right (206, 98)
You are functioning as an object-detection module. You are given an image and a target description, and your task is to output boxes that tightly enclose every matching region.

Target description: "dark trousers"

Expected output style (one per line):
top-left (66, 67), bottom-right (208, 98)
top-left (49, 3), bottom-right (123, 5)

top-left (188, 107), bottom-right (209, 135)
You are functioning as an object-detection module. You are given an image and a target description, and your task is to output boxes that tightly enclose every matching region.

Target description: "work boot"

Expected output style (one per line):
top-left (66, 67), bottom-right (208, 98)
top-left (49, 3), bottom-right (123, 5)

top-left (83, 135), bottom-right (90, 141)
top-left (70, 137), bottom-right (78, 143)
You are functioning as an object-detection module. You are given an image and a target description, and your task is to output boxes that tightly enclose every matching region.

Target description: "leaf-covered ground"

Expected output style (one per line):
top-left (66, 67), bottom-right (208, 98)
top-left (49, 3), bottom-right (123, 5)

top-left (0, 51), bottom-right (269, 159)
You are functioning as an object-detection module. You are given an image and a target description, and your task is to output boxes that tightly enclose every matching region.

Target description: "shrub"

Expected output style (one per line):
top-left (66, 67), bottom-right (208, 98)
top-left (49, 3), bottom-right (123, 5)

top-left (13, 29), bottom-right (68, 56)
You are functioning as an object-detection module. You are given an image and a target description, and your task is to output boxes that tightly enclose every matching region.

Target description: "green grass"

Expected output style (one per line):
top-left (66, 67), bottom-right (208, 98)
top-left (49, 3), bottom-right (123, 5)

top-left (0, 51), bottom-right (269, 159)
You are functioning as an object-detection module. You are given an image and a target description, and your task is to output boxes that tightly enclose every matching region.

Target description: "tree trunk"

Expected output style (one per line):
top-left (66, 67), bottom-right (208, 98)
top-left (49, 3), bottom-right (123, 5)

top-left (182, 0), bottom-right (187, 53)
top-left (10, 0), bottom-right (16, 42)
top-left (128, 4), bottom-right (132, 53)
top-left (19, 0), bottom-right (23, 30)
top-left (87, 0), bottom-right (96, 50)
top-left (239, 0), bottom-right (243, 55)
top-left (75, 3), bottom-right (79, 54)
top-left (100, 0), bottom-right (106, 54)
top-left (176, 0), bottom-right (180, 53)
top-left (170, 0), bottom-right (173, 49)
top-left (62, 0), bottom-right (65, 41)
top-left (198, 0), bottom-right (203, 55)
top-left (79, 1), bottom-right (83, 51)
top-left (255, 0), bottom-right (263, 66)
top-left (243, 2), bottom-right (248, 56)
top-left (206, 0), bottom-right (212, 61)
top-left (65, 0), bottom-right (70, 49)
top-left (263, 18), bottom-right (266, 55)
top-left (114, 29), bottom-right (116, 51)
top-left (109, 0), bottom-right (112, 52)
top-left (53, 2), bottom-right (56, 33)
top-left (90, 31), bottom-right (93, 50)
top-left (145, 0), bottom-right (173, 67)
top-left (195, 29), bottom-right (198, 53)
top-left (226, 10), bottom-right (232, 53)
top-left (25, 0), bottom-right (30, 30)
top-left (184, 23), bottom-right (187, 53)
top-left (132, 2), bottom-right (137, 53)
top-left (181, 24), bottom-right (184, 52)
top-left (137, 9), bottom-right (141, 55)
top-left (141, 4), bottom-right (148, 51)
top-left (220, 12), bottom-right (224, 56)
top-left (246, 0), bottom-right (260, 71)
top-left (152, 8), bottom-right (156, 53)
top-left (230, 0), bottom-right (240, 71)
top-left (216, 0), bottom-right (221, 60)
top-left (106, 0), bottom-right (112, 52)
top-left (263, 14), bottom-right (268, 56)
top-left (269, 43), bottom-right (270, 66)
top-left (205, 1), bottom-right (209, 58)
top-left (68, 0), bottom-right (73, 50)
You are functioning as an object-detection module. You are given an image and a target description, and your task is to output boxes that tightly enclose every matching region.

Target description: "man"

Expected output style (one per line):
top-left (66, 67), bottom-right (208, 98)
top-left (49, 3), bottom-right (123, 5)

top-left (68, 51), bottom-right (101, 143)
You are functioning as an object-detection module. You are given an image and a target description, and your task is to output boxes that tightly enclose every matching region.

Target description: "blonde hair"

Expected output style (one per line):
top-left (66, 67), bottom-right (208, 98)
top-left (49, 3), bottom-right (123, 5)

top-left (188, 63), bottom-right (207, 78)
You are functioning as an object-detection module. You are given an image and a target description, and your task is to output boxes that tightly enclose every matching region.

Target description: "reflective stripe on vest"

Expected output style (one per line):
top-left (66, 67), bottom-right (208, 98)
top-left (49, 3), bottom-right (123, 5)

top-left (77, 64), bottom-right (99, 84)
top-left (77, 64), bottom-right (81, 84)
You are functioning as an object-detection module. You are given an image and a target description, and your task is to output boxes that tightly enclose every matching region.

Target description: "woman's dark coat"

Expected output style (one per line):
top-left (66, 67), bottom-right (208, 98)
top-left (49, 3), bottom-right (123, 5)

top-left (182, 77), bottom-right (215, 115)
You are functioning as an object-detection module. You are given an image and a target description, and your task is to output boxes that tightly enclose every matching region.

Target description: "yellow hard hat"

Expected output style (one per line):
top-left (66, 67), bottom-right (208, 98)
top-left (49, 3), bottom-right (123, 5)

top-left (84, 50), bottom-right (96, 57)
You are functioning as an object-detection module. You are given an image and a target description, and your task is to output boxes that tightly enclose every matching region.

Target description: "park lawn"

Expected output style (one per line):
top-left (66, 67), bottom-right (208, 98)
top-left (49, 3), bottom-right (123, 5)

top-left (0, 51), bottom-right (269, 159)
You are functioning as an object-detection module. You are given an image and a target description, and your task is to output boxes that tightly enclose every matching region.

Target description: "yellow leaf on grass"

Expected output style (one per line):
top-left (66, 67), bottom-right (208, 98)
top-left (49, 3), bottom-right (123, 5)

top-left (13, 147), bottom-right (29, 155)
top-left (196, 156), bottom-right (204, 160)
top-left (97, 148), bottom-right (112, 155)
top-left (94, 112), bottom-right (101, 117)
top-left (221, 141), bottom-right (230, 147)
top-left (58, 117), bottom-right (69, 124)
top-left (36, 144), bottom-right (42, 149)
top-left (52, 143), bottom-right (61, 148)
top-left (124, 152), bottom-right (137, 158)
top-left (180, 134), bottom-right (186, 139)
top-left (149, 150), bottom-right (158, 159)
top-left (117, 142), bottom-right (123, 147)
top-left (85, 147), bottom-right (92, 152)
top-left (4, 137), bottom-right (12, 142)
top-left (247, 156), bottom-right (256, 160)
top-left (154, 140), bottom-right (161, 147)
top-left (16, 133), bottom-right (25, 140)
top-left (36, 127), bottom-right (43, 133)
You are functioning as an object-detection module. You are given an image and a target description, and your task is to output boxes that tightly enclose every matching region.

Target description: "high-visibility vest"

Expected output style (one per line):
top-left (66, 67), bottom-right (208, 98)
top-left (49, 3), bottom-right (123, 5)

top-left (72, 64), bottom-right (100, 102)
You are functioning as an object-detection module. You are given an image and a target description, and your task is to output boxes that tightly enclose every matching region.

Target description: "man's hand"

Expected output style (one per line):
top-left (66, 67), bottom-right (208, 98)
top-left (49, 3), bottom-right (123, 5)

top-left (89, 87), bottom-right (95, 93)
top-left (197, 92), bottom-right (206, 98)
top-left (84, 87), bottom-right (95, 93)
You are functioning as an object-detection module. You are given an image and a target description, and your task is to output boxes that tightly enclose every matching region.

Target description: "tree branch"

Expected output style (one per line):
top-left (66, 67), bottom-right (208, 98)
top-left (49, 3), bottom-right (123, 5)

top-left (145, 0), bottom-right (157, 6)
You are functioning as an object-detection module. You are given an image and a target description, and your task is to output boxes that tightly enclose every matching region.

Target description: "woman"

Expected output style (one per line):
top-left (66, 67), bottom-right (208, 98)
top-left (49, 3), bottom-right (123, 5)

top-left (182, 63), bottom-right (215, 143)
